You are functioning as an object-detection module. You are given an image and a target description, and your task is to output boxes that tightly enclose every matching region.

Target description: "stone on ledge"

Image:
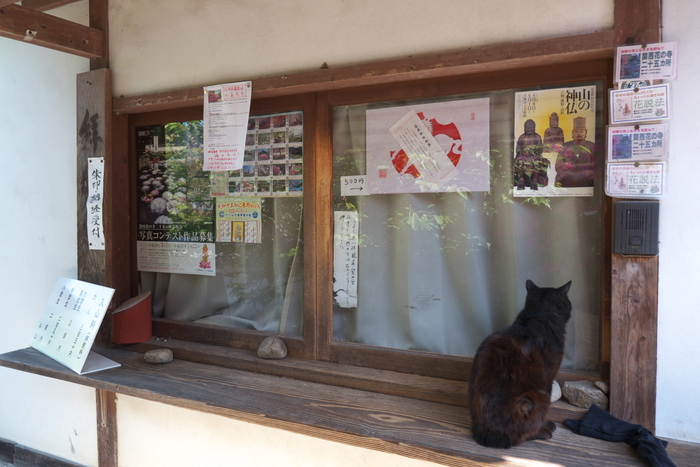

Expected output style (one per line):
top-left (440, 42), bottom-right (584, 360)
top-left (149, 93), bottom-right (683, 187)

top-left (562, 380), bottom-right (609, 410)
top-left (144, 349), bottom-right (173, 364)
top-left (257, 336), bottom-right (287, 359)
top-left (594, 380), bottom-right (610, 395)
top-left (551, 380), bottom-right (562, 403)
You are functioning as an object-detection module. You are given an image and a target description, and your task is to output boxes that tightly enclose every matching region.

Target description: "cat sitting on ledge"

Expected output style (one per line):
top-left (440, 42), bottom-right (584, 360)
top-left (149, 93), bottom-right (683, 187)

top-left (468, 279), bottom-right (572, 448)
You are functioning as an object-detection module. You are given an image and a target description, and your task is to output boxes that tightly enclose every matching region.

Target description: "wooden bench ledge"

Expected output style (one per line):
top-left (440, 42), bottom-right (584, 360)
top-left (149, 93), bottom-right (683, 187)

top-left (1, 346), bottom-right (698, 466)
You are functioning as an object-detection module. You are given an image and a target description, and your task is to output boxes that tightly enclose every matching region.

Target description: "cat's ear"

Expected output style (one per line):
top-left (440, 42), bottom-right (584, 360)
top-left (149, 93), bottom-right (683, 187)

top-left (558, 280), bottom-right (572, 295)
top-left (526, 279), bottom-right (537, 292)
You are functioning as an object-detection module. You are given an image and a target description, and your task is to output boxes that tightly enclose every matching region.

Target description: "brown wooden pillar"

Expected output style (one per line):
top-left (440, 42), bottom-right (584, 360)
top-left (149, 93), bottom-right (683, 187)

top-left (609, 0), bottom-right (662, 431)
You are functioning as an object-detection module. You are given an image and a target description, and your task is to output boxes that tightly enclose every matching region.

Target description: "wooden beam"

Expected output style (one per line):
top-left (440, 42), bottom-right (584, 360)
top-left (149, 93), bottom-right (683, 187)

top-left (88, 0), bottom-right (108, 69)
top-left (614, 0), bottom-right (662, 46)
top-left (0, 2), bottom-right (18, 8)
top-left (114, 30), bottom-right (615, 115)
top-left (21, 0), bottom-right (81, 12)
top-left (609, 0), bottom-right (662, 432)
top-left (0, 3), bottom-right (104, 58)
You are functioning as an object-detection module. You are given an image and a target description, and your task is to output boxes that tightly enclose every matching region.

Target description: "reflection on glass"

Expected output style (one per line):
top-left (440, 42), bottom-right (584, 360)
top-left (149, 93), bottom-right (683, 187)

top-left (137, 111), bottom-right (304, 336)
top-left (332, 85), bottom-right (603, 370)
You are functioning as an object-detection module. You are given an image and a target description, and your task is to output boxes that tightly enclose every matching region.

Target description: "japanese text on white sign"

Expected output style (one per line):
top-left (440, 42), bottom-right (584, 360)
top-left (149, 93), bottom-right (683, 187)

top-left (203, 81), bottom-right (252, 171)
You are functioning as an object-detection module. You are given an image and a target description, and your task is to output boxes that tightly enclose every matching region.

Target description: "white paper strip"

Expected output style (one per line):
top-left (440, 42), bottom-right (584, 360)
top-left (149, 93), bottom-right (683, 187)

top-left (333, 211), bottom-right (359, 308)
top-left (87, 157), bottom-right (105, 250)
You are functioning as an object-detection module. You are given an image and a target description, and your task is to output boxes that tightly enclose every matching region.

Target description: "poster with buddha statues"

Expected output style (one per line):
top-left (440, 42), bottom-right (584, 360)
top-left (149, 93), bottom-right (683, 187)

top-left (513, 85), bottom-right (598, 197)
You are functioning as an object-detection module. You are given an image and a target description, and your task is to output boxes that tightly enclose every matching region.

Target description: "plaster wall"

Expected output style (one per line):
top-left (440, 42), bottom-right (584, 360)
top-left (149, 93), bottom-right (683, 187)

top-left (109, 0), bottom-right (613, 97)
top-left (657, 2), bottom-right (700, 443)
top-left (0, 4), bottom-right (97, 465)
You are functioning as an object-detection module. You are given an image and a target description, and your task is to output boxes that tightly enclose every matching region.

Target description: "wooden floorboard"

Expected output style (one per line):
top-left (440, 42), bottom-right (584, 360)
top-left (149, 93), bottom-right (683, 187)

top-left (0, 347), bottom-right (697, 466)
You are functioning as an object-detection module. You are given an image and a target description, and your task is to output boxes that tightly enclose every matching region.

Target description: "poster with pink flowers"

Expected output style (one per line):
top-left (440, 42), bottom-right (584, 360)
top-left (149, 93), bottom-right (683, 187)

top-left (365, 98), bottom-right (490, 194)
top-left (136, 123), bottom-right (215, 246)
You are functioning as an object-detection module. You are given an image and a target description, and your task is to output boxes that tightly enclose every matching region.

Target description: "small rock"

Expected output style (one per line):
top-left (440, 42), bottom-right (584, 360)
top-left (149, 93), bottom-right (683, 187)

top-left (551, 380), bottom-right (562, 403)
top-left (144, 349), bottom-right (173, 364)
top-left (257, 336), bottom-right (287, 359)
top-left (594, 380), bottom-right (610, 395)
top-left (562, 380), bottom-right (609, 410)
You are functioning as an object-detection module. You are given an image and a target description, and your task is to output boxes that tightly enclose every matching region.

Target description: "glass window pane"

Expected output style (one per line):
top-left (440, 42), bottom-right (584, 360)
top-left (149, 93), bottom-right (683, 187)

top-left (332, 84), bottom-right (603, 371)
top-left (137, 112), bottom-right (304, 336)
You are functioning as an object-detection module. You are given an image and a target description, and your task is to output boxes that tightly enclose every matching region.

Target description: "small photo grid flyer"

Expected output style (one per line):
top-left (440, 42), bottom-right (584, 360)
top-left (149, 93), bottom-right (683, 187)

top-left (222, 111), bottom-right (304, 197)
top-left (30, 277), bottom-right (119, 375)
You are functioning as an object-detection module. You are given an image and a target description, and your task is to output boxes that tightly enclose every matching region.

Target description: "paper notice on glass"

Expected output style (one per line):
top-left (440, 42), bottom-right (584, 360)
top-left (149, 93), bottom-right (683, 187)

top-left (333, 211), bottom-right (359, 308)
top-left (29, 277), bottom-right (119, 375)
top-left (203, 81), bottom-right (252, 171)
top-left (610, 84), bottom-right (671, 124)
top-left (608, 124), bottom-right (669, 162)
top-left (87, 157), bottom-right (105, 250)
top-left (340, 175), bottom-right (368, 196)
top-left (615, 42), bottom-right (677, 83)
top-left (215, 197), bottom-right (262, 243)
top-left (389, 110), bottom-right (456, 186)
top-left (606, 161), bottom-right (666, 198)
top-left (513, 85), bottom-right (597, 197)
top-left (137, 241), bottom-right (216, 276)
top-left (210, 171), bottom-right (229, 197)
top-left (366, 97), bottom-right (490, 194)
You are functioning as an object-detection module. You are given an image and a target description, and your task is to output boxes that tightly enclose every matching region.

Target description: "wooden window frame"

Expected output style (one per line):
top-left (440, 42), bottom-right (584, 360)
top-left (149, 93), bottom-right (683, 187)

top-left (109, 55), bottom-right (614, 404)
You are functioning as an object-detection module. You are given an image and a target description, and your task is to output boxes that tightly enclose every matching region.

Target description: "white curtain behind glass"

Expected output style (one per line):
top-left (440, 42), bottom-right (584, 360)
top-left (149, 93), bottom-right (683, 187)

top-left (141, 197), bottom-right (305, 336)
top-left (332, 89), bottom-right (602, 371)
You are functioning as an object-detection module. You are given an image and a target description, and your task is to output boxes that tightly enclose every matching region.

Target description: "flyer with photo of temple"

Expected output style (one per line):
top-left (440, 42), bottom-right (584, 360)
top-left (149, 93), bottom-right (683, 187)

top-left (615, 42), bottom-right (677, 83)
top-left (608, 124), bottom-right (669, 162)
top-left (513, 85), bottom-right (597, 197)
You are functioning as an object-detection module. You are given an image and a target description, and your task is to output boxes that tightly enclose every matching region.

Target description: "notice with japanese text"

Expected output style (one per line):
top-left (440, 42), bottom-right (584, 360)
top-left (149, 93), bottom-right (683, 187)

top-left (366, 98), bottom-right (490, 194)
top-left (514, 85), bottom-right (597, 197)
top-left (30, 277), bottom-right (119, 375)
top-left (215, 197), bottom-right (262, 243)
top-left (610, 84), bottom-right (671, 124)
top-left (137, 241), bottom-right (216, 276)
top-left (87, 157), bottom-right (105, 250)
top-left (615, 42), bottom-right (677, 83)
top-left (333, 211), bottom-right (359, 308)
top-left (204, 81), bottom-right (252, 171)
top-left (606, 161), bottom-right (666, 198)
top-left (608, 124), bottom-right (669, 162)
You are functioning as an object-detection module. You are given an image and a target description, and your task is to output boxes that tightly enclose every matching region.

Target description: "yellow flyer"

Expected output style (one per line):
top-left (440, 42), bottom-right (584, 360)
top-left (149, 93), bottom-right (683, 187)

top-left (215, 197), bottom-right (262, 243)
top-left (514, 85), bottom-right (597, 197)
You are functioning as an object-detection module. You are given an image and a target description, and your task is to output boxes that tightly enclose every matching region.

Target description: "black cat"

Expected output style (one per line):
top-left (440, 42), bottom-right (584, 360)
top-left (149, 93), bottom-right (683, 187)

top-left (468, 279), bottom-right (572, 448)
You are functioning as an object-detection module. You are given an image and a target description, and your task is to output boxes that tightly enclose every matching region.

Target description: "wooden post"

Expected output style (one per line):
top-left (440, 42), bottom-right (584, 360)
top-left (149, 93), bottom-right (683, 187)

top-left (609, 0), bottom-right (662, 431)
top-left (77, 68), bottom-right (111, 287)
top-left (96, 389), bottom-right (118, 467)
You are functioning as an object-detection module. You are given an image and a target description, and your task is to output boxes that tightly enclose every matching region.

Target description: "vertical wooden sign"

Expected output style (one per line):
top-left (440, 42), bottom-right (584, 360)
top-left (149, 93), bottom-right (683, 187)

top-left (77, 68), bottom-right (111, 286)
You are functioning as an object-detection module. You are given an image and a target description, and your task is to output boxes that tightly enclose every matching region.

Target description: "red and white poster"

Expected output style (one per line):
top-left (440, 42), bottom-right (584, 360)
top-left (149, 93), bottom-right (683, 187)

top-left (365, 98), bottom-right (490, 194)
